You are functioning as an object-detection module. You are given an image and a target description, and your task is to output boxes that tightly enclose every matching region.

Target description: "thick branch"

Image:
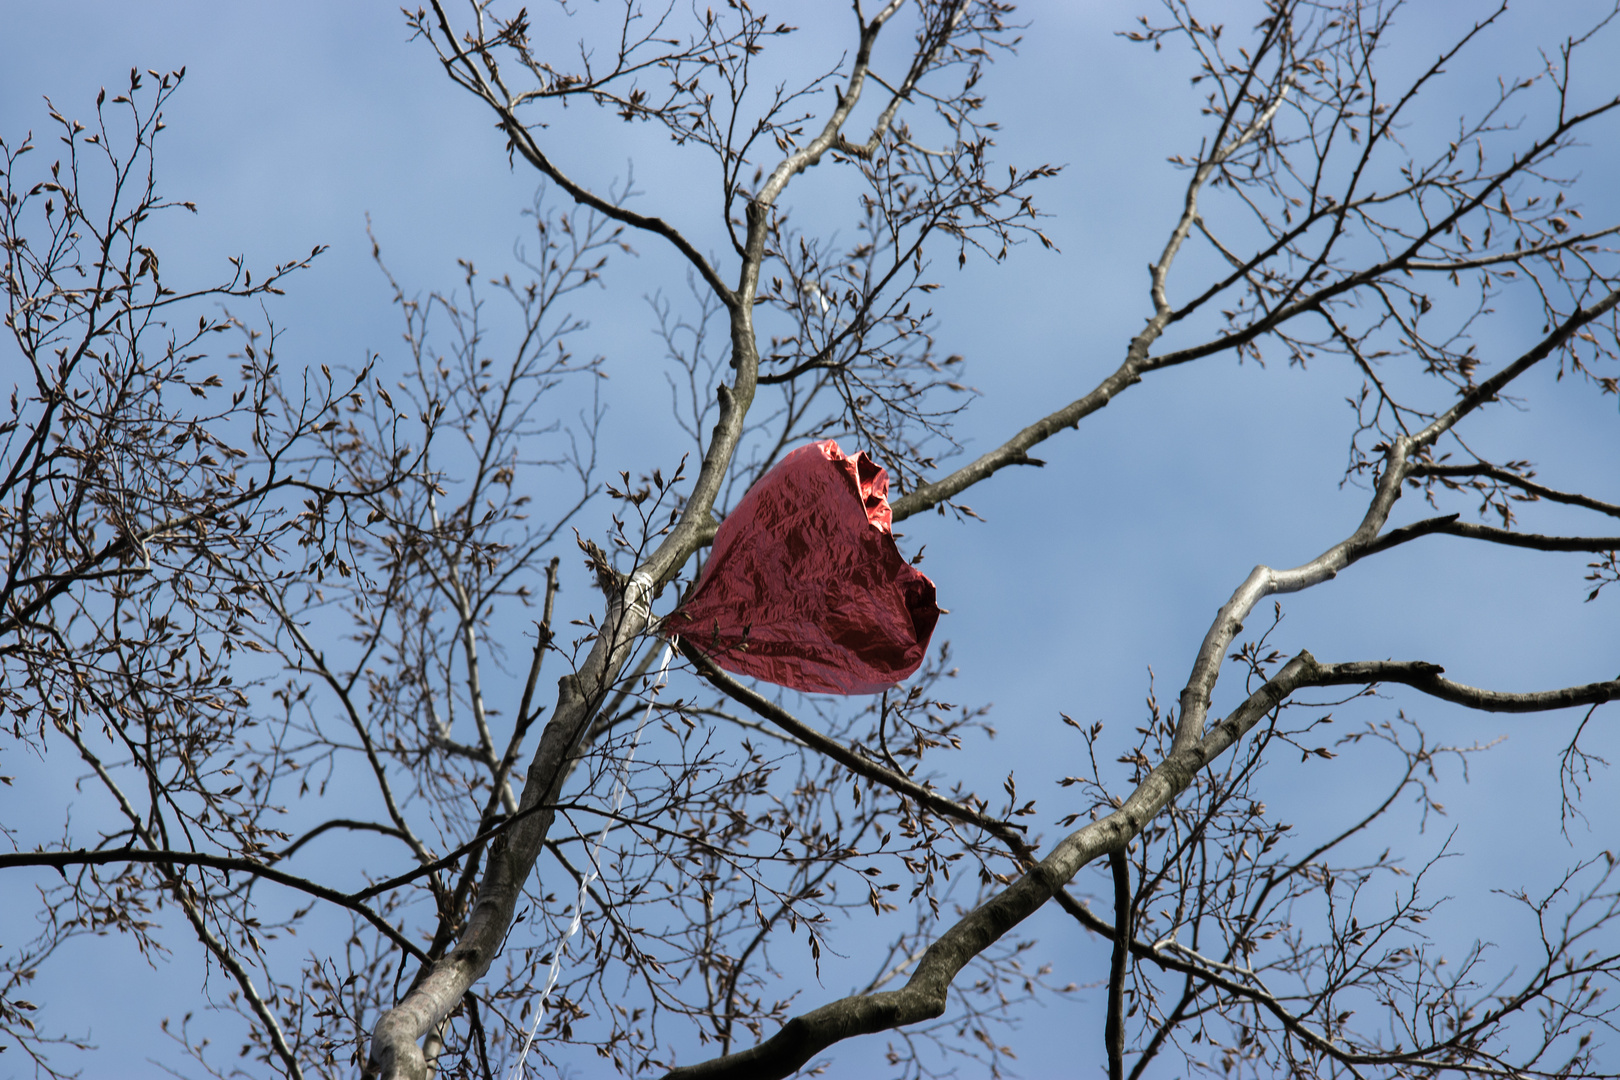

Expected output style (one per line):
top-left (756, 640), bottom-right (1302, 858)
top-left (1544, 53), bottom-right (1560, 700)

top-left (1309, 659), bottom-right (1620, 713)
top-left (660, 655), bottom-right (1319, 1080)
top-left (666, 641), bottom-right (1613, 1078)
top-left (1362, 514), bottom-right (1620, 558)
top-left (1172, 284), bottom-right (1620, 751)
top-left (365, 3), bottom-right (927, 1070)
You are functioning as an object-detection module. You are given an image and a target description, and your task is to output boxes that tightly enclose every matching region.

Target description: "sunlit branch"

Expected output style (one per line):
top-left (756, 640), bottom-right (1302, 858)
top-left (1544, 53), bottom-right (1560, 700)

top-left (658, 655), bottom-right (1319, 1080)
top-left (1172, 284), bottom-right (1620, 751)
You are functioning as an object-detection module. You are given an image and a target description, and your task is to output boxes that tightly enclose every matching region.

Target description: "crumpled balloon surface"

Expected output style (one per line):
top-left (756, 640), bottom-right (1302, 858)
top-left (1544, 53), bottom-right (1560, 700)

top-left (668, 440), bottom-right (939, 695)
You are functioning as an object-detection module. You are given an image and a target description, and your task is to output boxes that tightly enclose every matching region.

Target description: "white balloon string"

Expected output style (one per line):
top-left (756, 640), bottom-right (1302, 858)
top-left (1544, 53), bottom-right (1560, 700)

top-left (507, 634), bottom-right (674, 1079)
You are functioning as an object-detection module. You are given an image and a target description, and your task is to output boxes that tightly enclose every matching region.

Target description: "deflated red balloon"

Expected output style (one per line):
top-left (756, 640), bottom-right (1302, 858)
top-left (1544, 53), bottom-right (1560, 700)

top-left (667, 440), bottom-right (939, 695)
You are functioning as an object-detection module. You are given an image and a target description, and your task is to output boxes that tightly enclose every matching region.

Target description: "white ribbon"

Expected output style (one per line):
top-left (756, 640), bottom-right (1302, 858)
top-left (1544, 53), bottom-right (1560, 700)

top-left (507, 631), bottom-right (674, 1078)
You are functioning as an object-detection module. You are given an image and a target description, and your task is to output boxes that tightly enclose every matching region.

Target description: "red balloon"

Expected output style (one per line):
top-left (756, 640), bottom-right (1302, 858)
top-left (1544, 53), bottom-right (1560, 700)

top-left (668, 441), bottom-right (939, 695)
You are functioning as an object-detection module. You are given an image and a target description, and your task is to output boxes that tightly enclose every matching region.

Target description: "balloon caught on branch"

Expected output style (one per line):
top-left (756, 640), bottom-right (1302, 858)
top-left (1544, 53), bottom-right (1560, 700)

top-left (668, 440), bottom-right (940, 695)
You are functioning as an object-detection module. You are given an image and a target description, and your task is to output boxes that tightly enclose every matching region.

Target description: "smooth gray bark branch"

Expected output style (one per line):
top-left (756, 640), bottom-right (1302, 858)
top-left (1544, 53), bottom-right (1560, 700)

top-left (369, 7), bottom-right (1620, 1074)
top-left (660, 641), bottom-right (1618, 1078)
top-left (1170, 285), bottom-right (1620, 753)
top-left (660, 655), bottom-right (1318, 1080)
top-left (659, 186), bottom-right (1620, 1080)
top-left (365, 6), bottom-right (926, 1075)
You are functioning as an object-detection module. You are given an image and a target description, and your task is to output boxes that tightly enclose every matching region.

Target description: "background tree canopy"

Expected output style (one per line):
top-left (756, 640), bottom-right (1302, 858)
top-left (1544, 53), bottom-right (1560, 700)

top-left (2, 2), bottom-right (1619, 1078)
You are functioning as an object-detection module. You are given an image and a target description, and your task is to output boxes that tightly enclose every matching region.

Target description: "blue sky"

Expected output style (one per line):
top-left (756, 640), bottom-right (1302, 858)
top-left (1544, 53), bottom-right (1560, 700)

top-left (3, 2), bottom-right (1619, 1076)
